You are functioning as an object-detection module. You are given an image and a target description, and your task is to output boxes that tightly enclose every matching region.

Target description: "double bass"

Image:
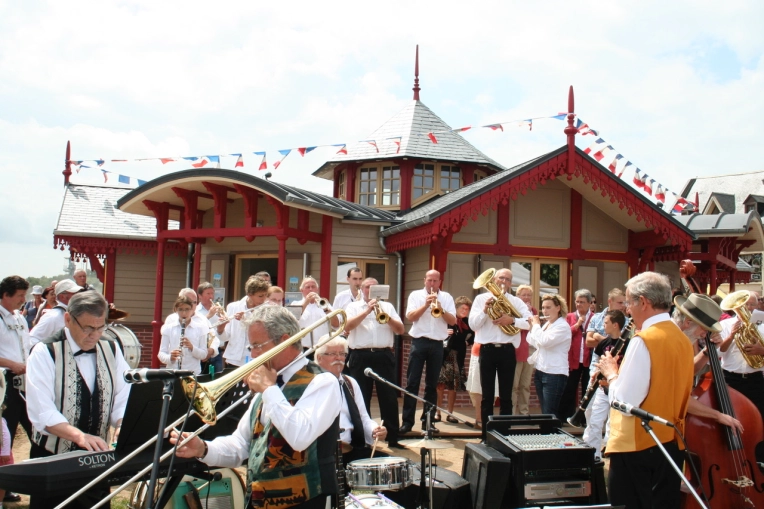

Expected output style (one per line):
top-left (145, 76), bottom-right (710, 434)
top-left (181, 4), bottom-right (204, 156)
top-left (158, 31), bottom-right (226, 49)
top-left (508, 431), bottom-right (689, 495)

top-left (680, 261), bottom-right (764, 508)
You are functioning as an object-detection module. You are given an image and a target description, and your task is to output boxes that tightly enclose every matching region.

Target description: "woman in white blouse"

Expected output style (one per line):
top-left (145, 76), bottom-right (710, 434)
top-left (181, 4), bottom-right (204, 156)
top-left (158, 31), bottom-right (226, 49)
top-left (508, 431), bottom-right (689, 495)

top-left (528, 294), bottom-right (572, 417)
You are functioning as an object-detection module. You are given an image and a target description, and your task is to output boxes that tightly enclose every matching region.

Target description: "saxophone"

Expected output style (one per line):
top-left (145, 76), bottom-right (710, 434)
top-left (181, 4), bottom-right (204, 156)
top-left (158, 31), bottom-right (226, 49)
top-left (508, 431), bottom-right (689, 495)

top-left (720, 290), bottom-right (764, 369)
top-left (472, 268), bottom-right (522, 335)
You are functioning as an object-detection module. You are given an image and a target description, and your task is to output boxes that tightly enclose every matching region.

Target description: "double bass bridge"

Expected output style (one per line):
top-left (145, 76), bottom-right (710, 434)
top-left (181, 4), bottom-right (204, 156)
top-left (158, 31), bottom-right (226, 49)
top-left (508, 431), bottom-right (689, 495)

top-left (721, 475), bottom-right (754, 489)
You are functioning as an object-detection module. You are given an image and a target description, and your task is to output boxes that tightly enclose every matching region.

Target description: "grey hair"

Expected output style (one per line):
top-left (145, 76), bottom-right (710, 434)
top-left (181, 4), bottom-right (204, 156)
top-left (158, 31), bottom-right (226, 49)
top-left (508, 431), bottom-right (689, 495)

top-left (574, 289), bottom-right (593, 302)
top-left (315, 335), bottom-right (348, 358)
top-left (178, 287), bottom-right (196, 299)
top-left (625, 272), bottom-right (672, 310)
top-left (671, 307), bottom-right (690, 327)
top-left (67, 292), bottom-right (108, 320)
top-left (244, 305), bottom-right (300, 347)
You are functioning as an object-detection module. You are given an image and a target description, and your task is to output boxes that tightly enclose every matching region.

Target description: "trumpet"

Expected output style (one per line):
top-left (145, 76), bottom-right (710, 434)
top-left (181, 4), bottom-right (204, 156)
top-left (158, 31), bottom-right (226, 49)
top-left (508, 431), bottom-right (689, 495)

top-left (430, 289), bottom-right (443, 318)
top-left (69, 312), bottom-right (346, 509)
top-left (317, 297), bottom-right (331, 311)
top-left (374, 302), bottom-right (390, 324)
top-left (721, 290), bottom-right (764, 369)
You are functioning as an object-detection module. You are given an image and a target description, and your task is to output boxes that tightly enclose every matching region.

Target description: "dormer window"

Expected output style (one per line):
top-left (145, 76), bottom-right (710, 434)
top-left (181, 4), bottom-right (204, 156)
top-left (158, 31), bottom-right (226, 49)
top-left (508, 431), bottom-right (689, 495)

top-left (412, 162), bottom-right (462, 205)
top-left (358, 166), bottom-right (400, 207)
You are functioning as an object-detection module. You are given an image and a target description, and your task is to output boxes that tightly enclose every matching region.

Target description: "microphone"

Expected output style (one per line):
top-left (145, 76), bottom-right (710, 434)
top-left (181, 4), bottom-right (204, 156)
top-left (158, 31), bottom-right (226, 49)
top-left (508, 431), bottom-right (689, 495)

top-left (364, 368), bottom-right (383, 382)
top-left (611, 400), bottom-right (674, 427)
top-left (124, 368), bottom-right (194, 384)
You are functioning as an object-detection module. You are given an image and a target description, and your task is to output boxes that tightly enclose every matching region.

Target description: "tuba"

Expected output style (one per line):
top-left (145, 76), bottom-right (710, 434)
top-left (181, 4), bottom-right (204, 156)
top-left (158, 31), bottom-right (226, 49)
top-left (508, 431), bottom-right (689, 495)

top-left (720, 290), bottom-right (764, 369)
top-left (473, 268), bottom-right (522, 336)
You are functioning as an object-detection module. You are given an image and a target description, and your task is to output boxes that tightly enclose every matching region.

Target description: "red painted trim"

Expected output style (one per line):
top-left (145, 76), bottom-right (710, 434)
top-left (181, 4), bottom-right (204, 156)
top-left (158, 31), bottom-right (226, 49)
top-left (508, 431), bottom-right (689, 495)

top-left (346, 164), bottom-right (357, 203)
top-left (193, 243), bottom-right (202, 290)
top-left (201, 181), bottom-right (230, 241)
top-left (54, 235), bottom-right (186, 257)
top-left (297, 210), bottom-right (310, 245)
top-left (564, 86), bottom-right (577, 179)
top-left (449, 241), bottom-right (631, 262)
top-left (277, 236), bottom-right (288, 287)
top-left (265, 195), bottom-right (287, 229)
top-left (157, 226), bottom-right (322, 243)
top-left (152, 239), bottom-right (166, 368)
top-left (143, 200), bottom-right (169, 233)
top-left (399, 160), bottom-right (415, 211)
top-left (570, 190), bottom-right (583, 253)
top-left (233, 184), bottom-right (259, 241)
top-left (63, 141), bottom-right (72, 186)
top-left (321, 216), bottom-right (333, 291)
top-left (461, 164), bottom-right (475, 186)
top-left (86, 254), bottom-right (104, 282)
top-left (105, 251), bottom-right (116, 303)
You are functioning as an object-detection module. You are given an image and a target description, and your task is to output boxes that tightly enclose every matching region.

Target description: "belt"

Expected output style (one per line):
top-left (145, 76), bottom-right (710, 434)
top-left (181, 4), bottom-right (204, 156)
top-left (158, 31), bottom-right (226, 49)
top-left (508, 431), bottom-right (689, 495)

top-left (413, 336), bottom-right (444, 342)
top-left (724, 369), bottom-right (763, 379)
top-left (481, 343), bottom-right (514, 348)
top-left (352, 347), bottom-right (393, 353)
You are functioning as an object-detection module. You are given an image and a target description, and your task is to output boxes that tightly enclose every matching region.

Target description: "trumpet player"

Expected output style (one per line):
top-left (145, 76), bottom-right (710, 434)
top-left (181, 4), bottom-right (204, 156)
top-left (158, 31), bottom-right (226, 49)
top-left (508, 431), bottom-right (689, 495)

top-left (196, 283), bottom-right (224, 373)
top-left (400, 270), bottom-right (456, 434)
top-left (333, 267), bottom-right (364, 311)
top-left (345, 277), bottom-right (405, 448)
top-left (221, 276), bottom-right (270, 369)
top-left (469, 268), bottom-right (532, 441)
top-left (295, 277), bottom-right (340, 351)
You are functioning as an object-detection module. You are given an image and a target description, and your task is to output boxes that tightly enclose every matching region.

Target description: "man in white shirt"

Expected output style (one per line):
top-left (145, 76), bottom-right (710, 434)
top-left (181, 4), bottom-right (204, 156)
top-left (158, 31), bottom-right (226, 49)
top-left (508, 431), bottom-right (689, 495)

top-left (221, 276), bottom-right (270, 368)
top-left (469, 268), bottom-right (532, 440)
top-left (0, 276), bottom-right (33, 449)
top-left (197, 282), bottom-right (225, 373)
top-left (345, 277), bottom-right (405, 448)
top-left (26, 291), bottom-right (131, 509)
top-left (172, 305), bottom-right (342, 509)
top-left (332, 267), bottom-right (364, 312)
top-left (293, 277), bottom-right (339, 350)
top-left (29, 279), bottom-right (83, 346)
top-left (315, 336), bottom-right (387, 463)
top-left (401, 270), bottom-right (456, 434)
top-left (717, 291), bottom-right (764, 420)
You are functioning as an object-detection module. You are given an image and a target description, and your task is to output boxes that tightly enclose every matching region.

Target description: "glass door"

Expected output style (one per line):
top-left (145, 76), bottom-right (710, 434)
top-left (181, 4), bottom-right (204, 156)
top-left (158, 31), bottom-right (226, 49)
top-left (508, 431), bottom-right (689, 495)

top-left (510, 258), bottom-right (568, 309)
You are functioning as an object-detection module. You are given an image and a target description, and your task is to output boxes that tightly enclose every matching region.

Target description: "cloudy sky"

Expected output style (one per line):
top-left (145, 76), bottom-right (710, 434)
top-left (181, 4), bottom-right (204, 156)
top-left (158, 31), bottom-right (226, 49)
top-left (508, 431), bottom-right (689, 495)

top-left (1, 0), bottom-right (762, 278)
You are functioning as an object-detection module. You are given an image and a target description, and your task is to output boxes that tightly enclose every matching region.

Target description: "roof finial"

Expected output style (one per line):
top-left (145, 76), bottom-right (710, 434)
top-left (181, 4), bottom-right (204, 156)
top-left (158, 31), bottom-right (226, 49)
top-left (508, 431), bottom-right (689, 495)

top-left (413, 45), bottom-right (420, 101)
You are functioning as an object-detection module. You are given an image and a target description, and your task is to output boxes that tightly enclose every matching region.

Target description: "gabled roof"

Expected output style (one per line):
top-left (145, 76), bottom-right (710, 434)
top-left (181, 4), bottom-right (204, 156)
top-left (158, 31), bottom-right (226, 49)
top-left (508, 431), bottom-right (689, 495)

top-left (312, 100), bottom-right (505, 179)
top-left (681, 170), bottom-right (764, 215)
top-left (704, 192), bottom-right (736, 214)
top-left (55, 183), bottom-right (178, 239)
top-left (743, 194), bottom-right (764, 204)
top-left (116, 169), bottom-right (397, 223)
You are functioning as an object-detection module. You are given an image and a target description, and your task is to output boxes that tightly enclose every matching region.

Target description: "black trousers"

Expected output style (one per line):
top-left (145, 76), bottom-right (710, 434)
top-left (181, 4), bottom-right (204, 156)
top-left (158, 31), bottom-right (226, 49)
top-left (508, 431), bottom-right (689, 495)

top-left (723, 370), bottom-right (764, 420)
top-left (348, 348), bottom-right (400, 444)
top-left (559, 365), bottom-right (586, 421)
top-left (402, 337), bottom-right (444, 426)
top-left (608, 441), bottom-right (684, 509)
top-left (2, 371), bottom-right (31, 447)
top-left (479, 343), bottom-right (516, 440)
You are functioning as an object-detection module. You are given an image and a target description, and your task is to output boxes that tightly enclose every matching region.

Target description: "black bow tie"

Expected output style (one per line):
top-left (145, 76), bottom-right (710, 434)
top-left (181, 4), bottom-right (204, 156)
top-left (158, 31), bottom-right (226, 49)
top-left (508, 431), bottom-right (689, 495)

top-left (74, 349), bottom-right (96, 356)
top-left (276, 375), bottom-right (284, 388)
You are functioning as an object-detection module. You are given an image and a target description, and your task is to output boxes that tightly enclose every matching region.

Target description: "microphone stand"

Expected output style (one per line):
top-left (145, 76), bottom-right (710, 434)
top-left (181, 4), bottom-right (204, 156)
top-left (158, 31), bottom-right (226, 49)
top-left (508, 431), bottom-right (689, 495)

top-left (367, 370), bottom-right (450, 509)
top-left (639, 420), bottom-right (708, 509)
top-left (146, 378), bottom-right (176, 509)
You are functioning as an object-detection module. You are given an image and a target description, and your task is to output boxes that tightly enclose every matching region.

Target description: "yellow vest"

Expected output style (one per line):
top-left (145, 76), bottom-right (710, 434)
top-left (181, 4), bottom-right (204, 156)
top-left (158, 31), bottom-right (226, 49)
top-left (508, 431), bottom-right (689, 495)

top-left (607, 320), bottom-right (694, 454)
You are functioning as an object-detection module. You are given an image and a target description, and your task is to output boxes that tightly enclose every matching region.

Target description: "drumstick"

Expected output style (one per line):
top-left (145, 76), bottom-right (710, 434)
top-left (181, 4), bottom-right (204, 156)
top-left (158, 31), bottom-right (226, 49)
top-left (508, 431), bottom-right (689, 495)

top-left (370, 420), bottom-right (383, 458)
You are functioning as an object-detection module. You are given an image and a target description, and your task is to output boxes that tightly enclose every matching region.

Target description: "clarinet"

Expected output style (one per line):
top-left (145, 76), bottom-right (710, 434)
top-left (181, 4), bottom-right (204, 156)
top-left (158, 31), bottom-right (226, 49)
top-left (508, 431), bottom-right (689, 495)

top-left (567, 337), bottom-right (627, 427)
top-left (178, 318), bottom-right (186, 370)
top-left (336, 431), bottom-right (346, 509)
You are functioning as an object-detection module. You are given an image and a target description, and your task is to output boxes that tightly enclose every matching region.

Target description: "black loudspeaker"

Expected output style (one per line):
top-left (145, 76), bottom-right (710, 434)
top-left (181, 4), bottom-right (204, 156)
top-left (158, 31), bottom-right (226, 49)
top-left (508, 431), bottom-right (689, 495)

top-left (462, 442), bottom-right (512, 509)
top-left (384, 465), bottom-right (471, 509)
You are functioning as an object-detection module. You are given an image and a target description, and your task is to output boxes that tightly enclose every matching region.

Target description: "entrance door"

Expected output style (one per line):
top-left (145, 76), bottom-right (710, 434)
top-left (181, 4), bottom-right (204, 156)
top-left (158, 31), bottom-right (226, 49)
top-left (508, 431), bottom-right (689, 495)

top-left (510, 258), bottom-right (568, 309)
top-left (234, 254), bottom-right (279, 298)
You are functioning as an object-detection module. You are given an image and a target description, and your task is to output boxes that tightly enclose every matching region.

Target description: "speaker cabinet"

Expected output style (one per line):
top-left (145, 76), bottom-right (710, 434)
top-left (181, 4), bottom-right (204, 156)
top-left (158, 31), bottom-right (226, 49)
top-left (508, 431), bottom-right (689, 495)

top-left (462, 442), bottom-right (513, 509)
top-left (384, 465), bottom-right (471, 509)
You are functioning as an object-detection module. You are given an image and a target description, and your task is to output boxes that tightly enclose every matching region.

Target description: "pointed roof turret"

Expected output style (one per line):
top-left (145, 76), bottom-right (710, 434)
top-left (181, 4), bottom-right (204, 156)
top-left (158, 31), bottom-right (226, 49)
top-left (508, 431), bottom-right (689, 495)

top-left (413, 45), bottom-right (420, 100)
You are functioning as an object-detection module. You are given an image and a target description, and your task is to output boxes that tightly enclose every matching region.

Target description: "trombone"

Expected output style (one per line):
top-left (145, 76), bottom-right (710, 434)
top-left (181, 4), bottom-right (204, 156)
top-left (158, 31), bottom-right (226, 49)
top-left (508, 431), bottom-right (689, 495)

top-left (62, 310), bottom-right (347, 509)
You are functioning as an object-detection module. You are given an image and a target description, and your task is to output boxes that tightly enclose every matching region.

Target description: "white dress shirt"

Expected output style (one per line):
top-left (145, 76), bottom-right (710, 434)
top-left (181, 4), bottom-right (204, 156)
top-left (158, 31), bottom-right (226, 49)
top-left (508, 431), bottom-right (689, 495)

top-left (718, 315), bottom-right (764, 374)
top-left (295, 300), bottom-right (332, 349)
top-left (202, 357), bottom-right (342, 467)
top-left (0, 306), bottom-right (30, 364)
top-left (527, 317), bottom-right (572, 376)
top-left (608, 313), bottom-right (672, 411)
top-left (333, 289), bottom-right (361, 312)
top-left (30, 301), bottom-right (67, 346)
top-left (158, 314), bottom-right (210, 375)
top-left (340, 375), bottom-right (378, 445)
top-left (407, 288), bottom-right (456, 341)
top-left (469, 291), bottom-right (532, 347)
top-left (345, 300), bottom-right (401, 349)
top-left (26, 328), bottom-right (132, 434)
top-left (195, 306), bottom-right (220, 356)
top-left (222, 297), bottom-right (257, 366)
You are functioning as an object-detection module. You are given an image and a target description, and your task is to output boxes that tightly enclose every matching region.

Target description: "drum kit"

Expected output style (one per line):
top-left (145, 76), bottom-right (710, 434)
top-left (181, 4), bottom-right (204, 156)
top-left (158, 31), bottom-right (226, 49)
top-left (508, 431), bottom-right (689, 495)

top-left (344, 436), bottom-right (454, 509)
top-left (104, 307), bottom-right (142, 369)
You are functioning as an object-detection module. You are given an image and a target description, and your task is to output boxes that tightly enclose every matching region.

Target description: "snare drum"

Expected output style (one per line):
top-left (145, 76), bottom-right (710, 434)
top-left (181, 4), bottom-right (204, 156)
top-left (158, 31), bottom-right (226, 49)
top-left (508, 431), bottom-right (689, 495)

top-left (346, 457), bottom-right (414, 491)
top-left (104, 324), bottom-right (142, 368)
top-left (345, 493), bottom-right (404, 508)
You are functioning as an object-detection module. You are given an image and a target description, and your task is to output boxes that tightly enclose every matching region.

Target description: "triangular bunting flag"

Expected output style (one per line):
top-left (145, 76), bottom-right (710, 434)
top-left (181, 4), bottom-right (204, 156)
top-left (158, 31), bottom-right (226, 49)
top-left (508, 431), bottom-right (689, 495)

top-left (118, 175), bottom-right (130, 184)
top-left (254, 151), bottom-right (267, 170)
top-left (593, 145), bottom-right (612, 162)
top-left (583, 138), bottom-right (605, 155)
top-left (644, 178), bottom-right (655, 196)
top-left (453, 126), bottom-right (471, 132)
top-left (618, 161), bottom-right (632, 179)
top-left (297, 147), bottom-right (317, 157)
top-left (608, 154), bottom-right (624, 174)
top-left (633, 168), bottom-right (646, 189)
top-left (332, 144), bottom-right (347, 155)
top-left (365, 140), bottom-right (379, 153)
top-left (235, 155), bottom-right (244, 168)
top-left (95, 159), bottom-right (105, 166)
top-left (655, 184), bottom-right (666, 203)
top-left (160, 158), bottom-right (175, 164)
top-left (273, 149), bottom-right (291, 169)
top-left (485, 124), bottom-right (504, 131)
top-left (427, 133), bottom-right (438, 144)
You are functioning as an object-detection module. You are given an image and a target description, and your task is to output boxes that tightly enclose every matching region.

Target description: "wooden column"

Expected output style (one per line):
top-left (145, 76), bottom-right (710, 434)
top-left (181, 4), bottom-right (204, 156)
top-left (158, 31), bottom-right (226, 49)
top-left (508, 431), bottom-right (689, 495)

top-left (321, 216), bottom-right (333, 291)
top-left (152, 239), bottom-right (166, 368)
top-left (193, 243), bottom-right (202, 289)
top-left (277, 235), bottom-right (288, 288)
top-left (104, 251), bottom-right (117, 304)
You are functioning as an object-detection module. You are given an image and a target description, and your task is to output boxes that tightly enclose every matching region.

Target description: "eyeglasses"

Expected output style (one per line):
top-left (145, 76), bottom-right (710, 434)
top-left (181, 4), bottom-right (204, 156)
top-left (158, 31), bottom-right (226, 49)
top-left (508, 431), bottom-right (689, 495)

top-left (322, 352), bottom-right (348, 358)
top-left (248, 339), bottom-right (275, 352)
top-left (71, 315), bottom-right (107, 336)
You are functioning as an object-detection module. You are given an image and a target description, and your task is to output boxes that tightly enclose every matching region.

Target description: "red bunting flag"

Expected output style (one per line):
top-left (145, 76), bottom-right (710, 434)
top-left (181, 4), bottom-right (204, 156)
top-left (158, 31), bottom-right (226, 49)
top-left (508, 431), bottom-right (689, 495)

top-left (608, 154), bottom-right (623, 173)
top-left (274, 149), bottom-right (291, 169)
top-left (427, 133), bottom-right (438, 144)
top-left (160, 158), bottom-right (175, 164)
top-left (584, 138), bottom-right (605, 155)
top-left (333, 144), bottom-right (347, 155)
top-left (365, 140), bottom-right (379, 153)
top-left (254, 151), bottom-right (267, 170)
top-left (297, 147), bottom-right (316, 157)
top-left (644, 179), bottom-right (654, 196)
top-left (655, 184), bottom-right (666, 203)
top-left (454, 126), bottom-right (471, 132)
top-left (192, 158), bottom-right (208, 168)
top-left (235, 156), bottom-right (244, 168)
